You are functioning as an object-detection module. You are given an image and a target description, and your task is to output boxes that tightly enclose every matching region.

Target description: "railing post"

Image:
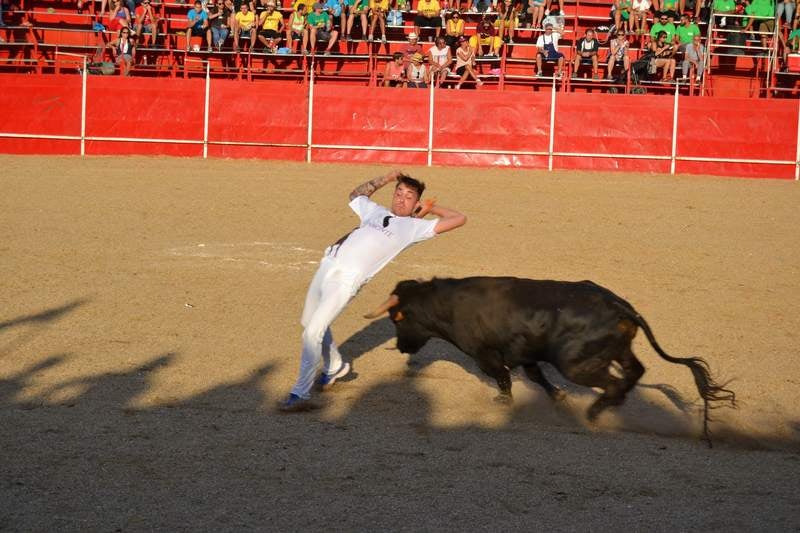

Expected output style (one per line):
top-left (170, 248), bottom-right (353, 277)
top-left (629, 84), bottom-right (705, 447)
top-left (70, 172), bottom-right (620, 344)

top-left (671, 81), bottom-right (679, 175)
top-left (203, 61), bottom-right (210, 159)
top-left (795, 98), bottom-right (800, 180)
top-left (80, 55), bottom-right (87, 156)
top-left (548, 75), bottom-right (556, 171)
top-left (427, 78), bottom-right (434, 166)
top-left (306, 61), bottom-right (315, 163)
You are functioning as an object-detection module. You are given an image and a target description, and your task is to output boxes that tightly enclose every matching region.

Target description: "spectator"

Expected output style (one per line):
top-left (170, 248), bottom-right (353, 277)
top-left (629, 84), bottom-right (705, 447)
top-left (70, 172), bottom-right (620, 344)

top-left (630, 0), bottom-right (650, 35)
top-left (415, 0), bottom-right (443, 40)
top-left (535, 21), bottom-right (564, 76)
top-left (208, 0), bottom-right (233, 50)
top-left (541, 2), bottom-right (564, 31)
top-left (407, 52), bottom-right (430, 86)
top-left (659, 0), bottom-right (680, 21)
top-left (612, 0), bottom-right (632, 33)
top-left (572, 28), bottom-right (600, 79)
top-left (257, 0), bottom-right (284, 51)
top-left (649, 12), bottom-right (676, 42)
top-left (743, 0), bottom-right (775, 50)
top-left (107, 0), bottom-right (131, 32)
top-left (606, 29), bottom-right (630, 78)
top-left (527, 0), bottom-right (547, 29)
top-left (428, 35), bottom-right (453, 85)
top-left (134, 0), bottom-right (159, 46)
top-left (323, 0), bottom-right (345, 36)
top-left (495, 0), bottom-right (518, 43)
top-left (307, 2), bottom-right (339, 53)
top-left (469, 14), bottom-right (502, 56)
top-left (675, 12), bottom-right (701, 50)
top-left (776, 0), bottom-right (795, 28)
top-left (454, 35), bottom-right (483, 87)
top-left (186, 0), bottom-right (211, 51)
top-left (368, 0), bottom-right (388, 42)
top-left (649, 29), bottom-right (676, 80)
top-left (401, 32), bottom-right (424, 63)
top-left (346, 0), bottom-right (369, 40)
top-left (781, 25), bottom-right (800, 63)
top-left (107, 27), bottom-right (135, 75)
top-left (383, 51), bottom-right (406, 85)
top-left (681, 33), bottom-right (705, 78)
top-left (287, 2), bottom-right (308, 51)
top-left (445, 9), bottom-right (465, 47)
top-left (711, 0), bottom-right (735, 27)
top-left (233, 1), bottom-right (256, 51)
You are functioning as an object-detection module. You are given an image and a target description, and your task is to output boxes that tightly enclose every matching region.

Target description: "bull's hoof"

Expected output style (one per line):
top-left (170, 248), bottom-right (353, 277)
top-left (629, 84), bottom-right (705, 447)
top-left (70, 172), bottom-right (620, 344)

top-left (586, 403), bottom-right (603, 422)
top-left (493, 393), bottom-right (513, 405)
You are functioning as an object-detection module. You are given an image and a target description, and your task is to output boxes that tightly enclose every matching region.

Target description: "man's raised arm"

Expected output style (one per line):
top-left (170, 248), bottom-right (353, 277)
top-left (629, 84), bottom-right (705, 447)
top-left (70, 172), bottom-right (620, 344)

top-left (430, 204), bottom-right (467, 235)
top-left (349, 169), bottom-right (402, 201)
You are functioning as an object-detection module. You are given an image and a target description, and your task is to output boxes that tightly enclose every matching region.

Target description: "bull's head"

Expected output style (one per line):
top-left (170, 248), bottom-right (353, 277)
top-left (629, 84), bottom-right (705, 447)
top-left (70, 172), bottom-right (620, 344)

top-left (364, 280), bottom-right (434, 354)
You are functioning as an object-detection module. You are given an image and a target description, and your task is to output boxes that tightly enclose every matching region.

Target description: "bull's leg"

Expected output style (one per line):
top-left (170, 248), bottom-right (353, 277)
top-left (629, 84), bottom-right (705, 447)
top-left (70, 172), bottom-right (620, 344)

top-left (524, 363), bottom-right (565, 401)
top-left (584, 347), bottom-right (644, 421)
top-left (475, 354), bottom-right (513, 404)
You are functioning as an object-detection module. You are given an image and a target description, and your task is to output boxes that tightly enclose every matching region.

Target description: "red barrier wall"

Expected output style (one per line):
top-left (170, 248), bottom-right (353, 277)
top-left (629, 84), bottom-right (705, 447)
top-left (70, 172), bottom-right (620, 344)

top-left (0, 74), bottom-right (797, 180)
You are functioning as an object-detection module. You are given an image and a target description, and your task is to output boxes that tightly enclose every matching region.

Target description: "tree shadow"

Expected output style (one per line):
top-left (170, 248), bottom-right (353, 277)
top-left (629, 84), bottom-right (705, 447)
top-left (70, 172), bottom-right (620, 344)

top-left (0, 298), bottom-right (88, 331)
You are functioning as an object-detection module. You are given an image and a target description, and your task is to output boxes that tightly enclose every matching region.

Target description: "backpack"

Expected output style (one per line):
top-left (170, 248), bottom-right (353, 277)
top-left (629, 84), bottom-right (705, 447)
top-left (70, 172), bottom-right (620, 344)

top-left (386, 9), bottom-right (403, 26)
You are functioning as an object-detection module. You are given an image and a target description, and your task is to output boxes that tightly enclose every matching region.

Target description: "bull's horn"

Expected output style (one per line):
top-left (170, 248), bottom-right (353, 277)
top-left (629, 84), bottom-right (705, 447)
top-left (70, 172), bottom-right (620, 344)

top-left (363, 294), bottom-right (399, 319)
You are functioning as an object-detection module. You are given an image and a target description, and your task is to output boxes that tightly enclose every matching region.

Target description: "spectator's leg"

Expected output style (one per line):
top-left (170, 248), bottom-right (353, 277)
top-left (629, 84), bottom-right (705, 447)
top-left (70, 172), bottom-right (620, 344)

top-left (302, 28), bottom-right (309, 53)
top-left (697, 58), bottom-right (704, 78)
top-left (536, 52), bottom-right (542, 74)
top-left (556, 55), bottom-right (563, 76)
top-left (207, 28), bottom-right (213, 51)
top-left (185, 29), bottom-right (192, 51)
top-left (379, 13), bottom-right (385, 39)
top-left (606, 56), bottom-right (613, 78)
top-left (360, 12), bottom-right (368, 39)
top-left (591, 54), bottom-right (598, 77)
top-left (310, 26), bottom-right (317, 49)
top-left (572, 54), bottom-right (579, 74)
top-left (346, 11), bottom-right (353, 38)
top-left (682, 58), bottom-right (689, 78)
top-left (369, 14), bottom-right (376, 39)
top-left (787, 2), bottom-right (796, 25)
top-left (327, 29), bottom-right (338, 50)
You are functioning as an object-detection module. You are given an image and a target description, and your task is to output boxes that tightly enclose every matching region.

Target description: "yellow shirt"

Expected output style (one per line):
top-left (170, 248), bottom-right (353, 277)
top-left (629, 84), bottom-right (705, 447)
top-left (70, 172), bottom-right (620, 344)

top-left (260, 10), bottom-right (283, 30)
top-left (370, 0), bottom-right (388, 11)
top-left (235, 11), bottom-right (255, 29)
top-left (417, 0), bottom-right (440, 17)
top-left (446, 18), bottom-right (463, 35)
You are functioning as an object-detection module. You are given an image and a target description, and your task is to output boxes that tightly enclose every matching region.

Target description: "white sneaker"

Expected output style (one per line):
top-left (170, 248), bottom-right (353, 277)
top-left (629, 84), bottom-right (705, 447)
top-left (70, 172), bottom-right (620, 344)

top-left (316, 362), bottom-right (351, 391)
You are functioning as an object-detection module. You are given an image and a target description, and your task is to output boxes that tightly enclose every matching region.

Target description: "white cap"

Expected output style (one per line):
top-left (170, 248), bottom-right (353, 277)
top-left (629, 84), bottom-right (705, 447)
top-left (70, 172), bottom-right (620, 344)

top-left (407, 32), bottom-right (418, 40)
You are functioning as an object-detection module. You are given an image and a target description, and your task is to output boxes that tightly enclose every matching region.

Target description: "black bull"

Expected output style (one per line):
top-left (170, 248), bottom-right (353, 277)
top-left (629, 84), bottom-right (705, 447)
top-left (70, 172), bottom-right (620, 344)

top-left (365, 277), bottom-right (736, 446)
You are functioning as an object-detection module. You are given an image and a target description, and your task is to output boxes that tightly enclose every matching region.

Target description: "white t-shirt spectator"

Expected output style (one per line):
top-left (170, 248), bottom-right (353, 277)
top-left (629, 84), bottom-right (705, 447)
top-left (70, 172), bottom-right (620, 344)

top-left (326, 196), bottom-right (438, 284)
top-left (536, 31), bottom-right (561, 50)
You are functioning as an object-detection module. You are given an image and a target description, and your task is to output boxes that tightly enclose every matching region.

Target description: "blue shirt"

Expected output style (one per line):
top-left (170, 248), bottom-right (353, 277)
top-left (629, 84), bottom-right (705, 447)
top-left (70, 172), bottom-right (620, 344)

top-left (188, 9), bottom-right (209, 30)
top-left (324, 0), bottom-right (342, 17)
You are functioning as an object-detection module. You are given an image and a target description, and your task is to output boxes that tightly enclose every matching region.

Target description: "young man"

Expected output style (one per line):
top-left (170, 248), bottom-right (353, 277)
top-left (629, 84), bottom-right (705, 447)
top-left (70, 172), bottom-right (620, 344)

top-left (186, 0), bottom-right (212, 51)
top-left (257, 0), bottom-right (284, 51)
top-left (572, 28), bottom-right (600, 79)
top-left (280, 170), bottom-right (467, 411)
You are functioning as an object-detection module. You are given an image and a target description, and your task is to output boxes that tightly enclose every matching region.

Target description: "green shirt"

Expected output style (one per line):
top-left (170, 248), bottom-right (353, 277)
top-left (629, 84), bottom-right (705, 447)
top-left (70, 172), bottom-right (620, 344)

top-left (676, 23), bottom-right (701, 44)
top-left (712, 0), bottom-right (735, 12)
top-left (650, 22), bottom-right (677, 42)
top-left (745, 0), bottom-right (774, 18)
top-left (307, 11), bottom-right (329, 28)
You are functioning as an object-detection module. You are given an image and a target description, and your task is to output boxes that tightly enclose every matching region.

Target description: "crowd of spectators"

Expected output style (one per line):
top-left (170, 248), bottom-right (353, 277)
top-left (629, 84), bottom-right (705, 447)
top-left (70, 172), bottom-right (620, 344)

top-left (4, 0), bottom-right (797, 81)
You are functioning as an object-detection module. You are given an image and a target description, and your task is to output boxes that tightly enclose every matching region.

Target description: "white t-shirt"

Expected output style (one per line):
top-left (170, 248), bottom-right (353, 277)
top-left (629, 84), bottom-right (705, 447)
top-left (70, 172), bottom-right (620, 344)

top-left (325, 196), bottom-right (438, 284)
top-left (536, 32), bottom-right (561, 49)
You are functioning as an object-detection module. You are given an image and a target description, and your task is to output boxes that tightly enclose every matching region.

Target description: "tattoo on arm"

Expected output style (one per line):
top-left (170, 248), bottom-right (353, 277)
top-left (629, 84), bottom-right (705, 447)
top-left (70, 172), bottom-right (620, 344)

top-left (349, 174), bottom-right (393, 200)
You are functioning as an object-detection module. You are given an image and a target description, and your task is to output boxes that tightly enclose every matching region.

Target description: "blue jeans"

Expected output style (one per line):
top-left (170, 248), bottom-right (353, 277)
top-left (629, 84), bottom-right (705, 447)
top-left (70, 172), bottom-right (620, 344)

top-left (212, 26), bottom-right (229, 46)
top-left (777, 1), bottom-right (795, 24)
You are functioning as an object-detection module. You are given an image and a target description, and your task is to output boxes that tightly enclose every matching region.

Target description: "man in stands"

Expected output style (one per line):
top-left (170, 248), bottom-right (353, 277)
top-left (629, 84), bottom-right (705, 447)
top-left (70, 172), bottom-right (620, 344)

top-left (368, 0), bottom-right (389, 43)
top-left (233, 1), bottom-right (257, 51)
top-left (469, 14), bottom-right (502, 57)
top-left (415, 0), bottom-right (443, 40)
top-left (186, 0), bottom-right (212, 51)
top-left (307, 2), bottom-right (339, 54)
top-left (675, 12), bottom-right (701, 51)
top-left (681, 33), bottom-right (705, 79)
top-left (535, 21), bottom-right (564, 76)
top-left (257, 0), bottom-right (284, 51)
top-left (134, 0), bottom-right (160, 47)
top-left (649, 12), bottom-right (676, 42)
top-left (572, 28), bottom-right (600, 79)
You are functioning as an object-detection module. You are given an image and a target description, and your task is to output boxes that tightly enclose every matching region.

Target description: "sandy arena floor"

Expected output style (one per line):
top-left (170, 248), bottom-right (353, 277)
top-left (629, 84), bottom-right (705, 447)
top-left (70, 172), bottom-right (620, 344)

top-left (1, 155), bottom-right (799, 530)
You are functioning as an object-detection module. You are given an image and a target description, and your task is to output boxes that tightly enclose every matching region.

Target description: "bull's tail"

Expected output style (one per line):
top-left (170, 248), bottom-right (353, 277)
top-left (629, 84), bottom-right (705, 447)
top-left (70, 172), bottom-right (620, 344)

top-left (617, 303), bottom-right (737, 447)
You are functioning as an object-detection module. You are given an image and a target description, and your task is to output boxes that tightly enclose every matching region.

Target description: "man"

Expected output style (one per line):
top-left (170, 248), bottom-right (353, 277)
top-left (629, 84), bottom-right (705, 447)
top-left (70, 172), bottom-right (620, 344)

top-left (233, 1), bottom-right (256, 51)
top-left (649, 12), bottom-right (676, 42)
top-left (186, 0), bottom-right (212, 52)
top-left (134, 0), bottom-right (160, 47)
top-left (280, 170), bottom-right (467, 411)
top-left (307, 2), bottom-right (339, 53)
top-left (682, 33), bottom-right (705, 79)
top-left (414, 0), bottom-right (442, 40)
top-left (675, 12), bottom-right (701, 50)
top-left (572, 28), bottom-right (600, 79)
top-left (743, 0), bottom-right (775, 50)
top-left (257, 0), bottom-right (283, 51)
top-left (535, 22), bottom-right (564, 77)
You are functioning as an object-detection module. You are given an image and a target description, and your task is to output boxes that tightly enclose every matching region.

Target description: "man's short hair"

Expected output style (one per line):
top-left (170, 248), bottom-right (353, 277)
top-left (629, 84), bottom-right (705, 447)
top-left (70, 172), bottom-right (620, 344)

top-left (396, 174), bottom-right (426, 198)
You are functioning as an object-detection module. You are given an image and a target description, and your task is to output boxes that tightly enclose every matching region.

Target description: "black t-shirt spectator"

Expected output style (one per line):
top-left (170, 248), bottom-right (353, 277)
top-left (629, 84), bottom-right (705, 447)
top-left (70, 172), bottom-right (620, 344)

top-left (577, 37), bottom-right (599, 53)
top-left (209, 5), bottom-right (233, 28)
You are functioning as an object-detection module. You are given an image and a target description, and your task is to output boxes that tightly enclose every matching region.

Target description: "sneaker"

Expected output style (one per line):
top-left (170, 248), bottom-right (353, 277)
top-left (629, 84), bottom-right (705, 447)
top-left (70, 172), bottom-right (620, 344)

top-left (381, 34), bottom-right (387, 43)
top-left (278, 393), bottom-right (312, 412)
top-left (368, 34), bottom-right (374, 42)
top-left (317, 362), bottom-right (350, 391)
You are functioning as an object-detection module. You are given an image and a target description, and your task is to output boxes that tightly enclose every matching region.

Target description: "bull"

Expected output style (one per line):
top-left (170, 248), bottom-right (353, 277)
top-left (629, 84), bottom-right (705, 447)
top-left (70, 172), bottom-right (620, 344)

top-left (365, 277), bottom-right (736, 446)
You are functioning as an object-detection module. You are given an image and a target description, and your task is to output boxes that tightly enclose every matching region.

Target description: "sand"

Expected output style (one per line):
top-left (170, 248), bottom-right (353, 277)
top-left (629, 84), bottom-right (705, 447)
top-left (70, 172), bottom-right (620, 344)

top-left (1, 155), bottom-right (798, 531)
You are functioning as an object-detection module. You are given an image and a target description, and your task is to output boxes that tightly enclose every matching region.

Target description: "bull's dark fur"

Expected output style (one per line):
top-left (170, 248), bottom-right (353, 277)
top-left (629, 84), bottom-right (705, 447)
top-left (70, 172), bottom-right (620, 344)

top-left (383, 277), bottom-right (736, 446)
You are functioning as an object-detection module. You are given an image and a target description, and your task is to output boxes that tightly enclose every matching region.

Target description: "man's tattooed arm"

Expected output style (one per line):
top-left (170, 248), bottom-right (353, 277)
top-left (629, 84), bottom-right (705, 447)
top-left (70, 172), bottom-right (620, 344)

top-left (349, 170), bottom-right (401, 201)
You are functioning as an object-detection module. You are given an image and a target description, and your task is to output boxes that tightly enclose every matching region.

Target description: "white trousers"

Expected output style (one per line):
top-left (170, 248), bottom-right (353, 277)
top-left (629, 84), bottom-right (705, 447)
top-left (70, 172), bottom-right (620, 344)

top-left (290, 257), bottom-right (360, 399)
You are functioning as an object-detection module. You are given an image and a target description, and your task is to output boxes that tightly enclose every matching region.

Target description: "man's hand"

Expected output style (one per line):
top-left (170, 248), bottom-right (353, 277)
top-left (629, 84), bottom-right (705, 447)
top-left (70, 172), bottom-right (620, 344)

top-left (414, 198), bottom-right (436, 218)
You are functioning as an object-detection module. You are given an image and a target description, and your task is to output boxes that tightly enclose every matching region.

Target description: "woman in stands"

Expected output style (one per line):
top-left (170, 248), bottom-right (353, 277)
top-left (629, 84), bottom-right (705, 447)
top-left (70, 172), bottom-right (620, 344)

top-left (107, 0), bottom-right (131, 32)
top-left (107, 27), bottom-right (135, 76)
top-left (527, 0), bottom-right (547, 29)
top-left (287, 3), bottom-right (308, 52)
top-left (428, 35), bottom-right (453, 86)
top-left (368, 0), bottom-right (389, 42)
top-left (454, 35), bottom-right (483, 88)
top-left (406, 52), bottom-right (430, 87)
top-left (649, 30), bottom-right (676, 81)
top-left (445, 10), bottom-right (465, 48)
top-left (495, 0), bottom-right (518, 44)
top-left (606, 29), bottom-right (630, 79)
top-left (383, 51), bottom-right (406, 86)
